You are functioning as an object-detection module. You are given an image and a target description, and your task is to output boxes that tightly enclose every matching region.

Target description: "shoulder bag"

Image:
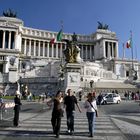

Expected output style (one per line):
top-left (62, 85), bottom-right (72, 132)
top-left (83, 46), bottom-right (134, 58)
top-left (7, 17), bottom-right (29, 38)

top-left (88, 100), bottom-right (98, 117)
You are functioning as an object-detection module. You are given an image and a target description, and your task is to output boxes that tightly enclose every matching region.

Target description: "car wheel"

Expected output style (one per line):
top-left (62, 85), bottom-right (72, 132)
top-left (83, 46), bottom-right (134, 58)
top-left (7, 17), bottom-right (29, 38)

top-left (117, 100), bottom-right (120, 104)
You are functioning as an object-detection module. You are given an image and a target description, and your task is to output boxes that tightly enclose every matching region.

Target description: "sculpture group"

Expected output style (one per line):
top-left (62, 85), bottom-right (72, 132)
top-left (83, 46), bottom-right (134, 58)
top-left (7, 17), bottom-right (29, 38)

top-left (63, 33), bottom-right (81, 63)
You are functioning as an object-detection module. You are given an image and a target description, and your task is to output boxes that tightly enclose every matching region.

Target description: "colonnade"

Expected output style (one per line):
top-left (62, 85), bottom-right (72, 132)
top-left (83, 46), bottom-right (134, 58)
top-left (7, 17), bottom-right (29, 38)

top-left (104, 41), bottom-right (117, 59)
top-left (21, 38), bottom-right (95, 60)
top-left (0, 30), bottom-right (15, 49)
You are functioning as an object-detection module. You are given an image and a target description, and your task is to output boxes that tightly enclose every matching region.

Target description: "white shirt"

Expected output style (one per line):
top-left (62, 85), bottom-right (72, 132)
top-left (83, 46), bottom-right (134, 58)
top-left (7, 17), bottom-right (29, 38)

top-left (84, 100), bottom-right (97, 112)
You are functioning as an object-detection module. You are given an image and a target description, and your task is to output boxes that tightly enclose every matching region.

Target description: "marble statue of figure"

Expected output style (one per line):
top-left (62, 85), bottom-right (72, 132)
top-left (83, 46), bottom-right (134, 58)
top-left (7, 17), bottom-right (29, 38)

top-left (75, 45), bottom-right (82, 63)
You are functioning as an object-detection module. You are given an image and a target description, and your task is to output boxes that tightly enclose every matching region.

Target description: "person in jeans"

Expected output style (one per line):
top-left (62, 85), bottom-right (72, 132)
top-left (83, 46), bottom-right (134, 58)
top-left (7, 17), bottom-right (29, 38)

top-left (64, 89), bottom-right (82, 135)
top-left (51, 90), bottom-right (63, 138)
top-left (84, 92), bottom-right (98, 137)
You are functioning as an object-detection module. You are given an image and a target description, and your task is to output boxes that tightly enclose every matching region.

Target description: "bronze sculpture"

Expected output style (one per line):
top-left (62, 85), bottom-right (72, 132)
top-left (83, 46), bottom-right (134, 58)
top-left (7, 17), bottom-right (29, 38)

top-left (63, 33), bottom-right (80, 63)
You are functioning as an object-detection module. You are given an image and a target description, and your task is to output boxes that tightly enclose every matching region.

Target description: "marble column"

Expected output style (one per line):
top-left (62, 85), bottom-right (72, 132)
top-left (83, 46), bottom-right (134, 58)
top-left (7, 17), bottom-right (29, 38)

top-left (81, 45), bottom-right (84, 59)
top-left (52, 44), bottom-right (54, 57)
top-left (8, 31), bottom-right (11, 49)
top-left (107, 42), bottom-right (110, 58)
top-left (90, 45), bottom-right (92, 60)
top-left (2, 31), bottom-right (5, 49)
top-left (28, 39), bottom-right (31, 56)
top-left (47, 42), bottom-right (49, 58)
top-left (56, 43), bottom-right (58, 58)
top-left (85, 45), bottom-right (88, 60)
top-left (60, 43), bottom-right (62, 58)
top-left (115, 42), bottom-right (118, 58)
top-left (43, 41), bottom-right (45, 57)
top-left (38, 41), bottom-right (40, 56)
top-left (112, 42), bottom-right (114, 58)
top-left (24, 39), bottom-right (27, 55)
top-left (33, 40), bottom-right (36, 56)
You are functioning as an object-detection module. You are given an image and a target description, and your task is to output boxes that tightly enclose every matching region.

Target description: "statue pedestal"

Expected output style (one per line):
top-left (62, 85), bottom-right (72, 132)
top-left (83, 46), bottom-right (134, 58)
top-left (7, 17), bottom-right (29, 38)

top-left (64, 63), bottom-right (81, 93)
top-left (9, 67), bottom-right (18, 83)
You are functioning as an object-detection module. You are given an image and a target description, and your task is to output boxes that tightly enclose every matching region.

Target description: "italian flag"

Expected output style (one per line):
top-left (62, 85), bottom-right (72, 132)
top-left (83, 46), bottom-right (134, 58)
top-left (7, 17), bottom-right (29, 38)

top-left (126, 40), bottom-right (131, 48)
top-left (50, 29), bottom-right (63, 45)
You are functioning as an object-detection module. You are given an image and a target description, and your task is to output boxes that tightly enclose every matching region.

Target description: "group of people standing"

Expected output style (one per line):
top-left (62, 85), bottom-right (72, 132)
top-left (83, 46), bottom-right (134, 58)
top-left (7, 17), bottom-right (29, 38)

top-left (50, 89), bottom-right (98, 138)
top-left (12, 88), bottom-right (98, 138)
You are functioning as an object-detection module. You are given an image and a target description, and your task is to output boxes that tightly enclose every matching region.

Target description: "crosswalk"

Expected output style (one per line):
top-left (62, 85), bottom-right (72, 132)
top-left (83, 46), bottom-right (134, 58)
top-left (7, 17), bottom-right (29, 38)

top-left (0, 106), bottom-right (127, 140)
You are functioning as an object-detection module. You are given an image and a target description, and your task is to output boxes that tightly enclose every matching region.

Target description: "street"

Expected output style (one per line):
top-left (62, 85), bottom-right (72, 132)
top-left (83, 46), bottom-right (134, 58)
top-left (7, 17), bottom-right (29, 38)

top-left (100, 100), bottom-right (140, 140)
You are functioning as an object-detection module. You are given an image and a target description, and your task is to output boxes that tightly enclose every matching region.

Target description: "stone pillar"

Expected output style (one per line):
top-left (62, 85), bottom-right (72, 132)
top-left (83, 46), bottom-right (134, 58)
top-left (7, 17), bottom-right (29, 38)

top-left (60, 43), bottom-right (62, 58)
top-left (28, 39), bottom-right (31, 56)
top-left (51, 44), bottom-right (54, 57)
top-left (64, 63), bottom-right (81, 93)
top-left (24, 39), bottom-right (27, 55)
top-left (56, 43), bottom-right (58, 58)
top-left (43, 41), bottom-right (45, 57)
top-left (112, 42), bottom-right (114, 58)
top-left (38, 41), bottom-right (40, 56)
top-left (90, 45), bottom-right (92, 60)
top-left (115, 42), bottom-right (118, 58)
top-left (81, 45), bottom-right (84, 59)
top-left (8, 31), bottom-right (11, 49)
top-left (2, 31), bottom-right (5, 49)
top-left (34, 40), bottom-right (36, 56)
top-left (103, 41), bottom-right (106, 58)
top-left (85, 45), bottom-right (88, 60)
top-left (15, 31), bottom-right (22, 51)
top-left (47, 42), bottom-right (49, 57)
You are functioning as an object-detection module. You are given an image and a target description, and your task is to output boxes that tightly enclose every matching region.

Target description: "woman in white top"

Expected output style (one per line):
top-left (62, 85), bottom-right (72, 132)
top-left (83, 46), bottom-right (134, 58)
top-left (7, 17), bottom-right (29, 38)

top-left (84, 92), bottom-right (98, 137)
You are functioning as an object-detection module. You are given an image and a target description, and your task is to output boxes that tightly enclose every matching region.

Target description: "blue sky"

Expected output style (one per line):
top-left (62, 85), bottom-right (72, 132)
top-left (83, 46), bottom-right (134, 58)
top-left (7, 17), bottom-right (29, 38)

top-left (0, 0), bottom-right (140, 60)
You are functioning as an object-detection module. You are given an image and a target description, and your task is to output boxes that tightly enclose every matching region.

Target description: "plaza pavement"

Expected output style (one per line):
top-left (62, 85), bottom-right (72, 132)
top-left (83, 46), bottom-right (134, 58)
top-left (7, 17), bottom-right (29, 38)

top-left (0, 100), bottom-right (129, 140)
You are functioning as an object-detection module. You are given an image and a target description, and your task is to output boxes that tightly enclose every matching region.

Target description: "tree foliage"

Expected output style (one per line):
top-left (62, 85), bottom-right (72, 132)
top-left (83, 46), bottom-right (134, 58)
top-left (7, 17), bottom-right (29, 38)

top-left (3, 9), bottom-right (17, 18)
top-left (97, 21), bottom-right (109, 30)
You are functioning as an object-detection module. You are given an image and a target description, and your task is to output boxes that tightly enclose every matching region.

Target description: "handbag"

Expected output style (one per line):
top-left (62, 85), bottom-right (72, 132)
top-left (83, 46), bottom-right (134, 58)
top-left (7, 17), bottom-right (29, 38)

top-left (60, 109), bottom-right (64, 117)
top-left (88, 100), bottom-right (98, 117)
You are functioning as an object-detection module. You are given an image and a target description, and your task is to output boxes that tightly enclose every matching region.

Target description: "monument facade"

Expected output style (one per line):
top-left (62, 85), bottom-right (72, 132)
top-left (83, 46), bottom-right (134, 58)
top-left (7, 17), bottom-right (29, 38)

top-left (0, 16), bottom-right (139, 95)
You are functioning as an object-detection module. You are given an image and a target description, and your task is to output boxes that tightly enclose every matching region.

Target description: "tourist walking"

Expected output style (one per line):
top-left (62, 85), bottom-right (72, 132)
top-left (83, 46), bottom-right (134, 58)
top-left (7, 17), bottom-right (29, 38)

top-left (97, 93), bottom-right (103, 107)
top-left (84, 92), bottom-right (98, 137)
top-left (51, 90), bottom-right (63, 138)
top-left (13, 90), bottom-right (22, 127)
top-left (64, 89), bottom-right (82, 135)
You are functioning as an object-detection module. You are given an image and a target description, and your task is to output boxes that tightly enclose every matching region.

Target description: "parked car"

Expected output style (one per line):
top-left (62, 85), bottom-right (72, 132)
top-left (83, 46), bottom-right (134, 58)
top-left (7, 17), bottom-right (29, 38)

top-left (101, 93), bottom-right (121, 104)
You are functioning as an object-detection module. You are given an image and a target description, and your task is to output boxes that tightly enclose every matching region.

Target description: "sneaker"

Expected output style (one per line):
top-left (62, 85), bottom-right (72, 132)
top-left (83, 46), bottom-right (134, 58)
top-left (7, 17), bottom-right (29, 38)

top-left (70, 130), bottom-right (74, 135)
top-left (88, 134), bottom-right (93, 137)
top-left (56, 134), bottom-right (59, 138)
top-left (67, 130), bottom-right (70, 134)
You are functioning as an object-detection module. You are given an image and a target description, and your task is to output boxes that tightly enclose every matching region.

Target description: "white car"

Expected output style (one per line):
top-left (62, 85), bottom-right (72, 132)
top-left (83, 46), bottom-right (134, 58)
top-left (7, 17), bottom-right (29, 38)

top-left (101, 93), bottom-right (121, 104)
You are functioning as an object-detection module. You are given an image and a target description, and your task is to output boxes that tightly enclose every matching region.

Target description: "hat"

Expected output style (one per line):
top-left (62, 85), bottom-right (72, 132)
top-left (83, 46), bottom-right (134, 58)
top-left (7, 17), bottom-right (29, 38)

top-left (15, 90), bottom-right (20, 95)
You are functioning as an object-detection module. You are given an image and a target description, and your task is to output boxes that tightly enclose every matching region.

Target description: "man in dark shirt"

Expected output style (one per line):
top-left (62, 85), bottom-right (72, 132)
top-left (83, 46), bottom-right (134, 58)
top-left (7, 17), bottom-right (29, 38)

top-left (64, 89), bottom-right (82, 135)
top-left (13, 90), bottom-right (22, 127)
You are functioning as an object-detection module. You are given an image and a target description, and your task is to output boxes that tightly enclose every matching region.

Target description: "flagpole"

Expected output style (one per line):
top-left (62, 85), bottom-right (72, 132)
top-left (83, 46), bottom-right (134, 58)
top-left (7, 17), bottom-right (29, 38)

top-left (60, 20), bottom-right (63, 31)
top-left (130, 30), bottom-right (134, 70)
top-left (122, 43), bottom-right (125, 59)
